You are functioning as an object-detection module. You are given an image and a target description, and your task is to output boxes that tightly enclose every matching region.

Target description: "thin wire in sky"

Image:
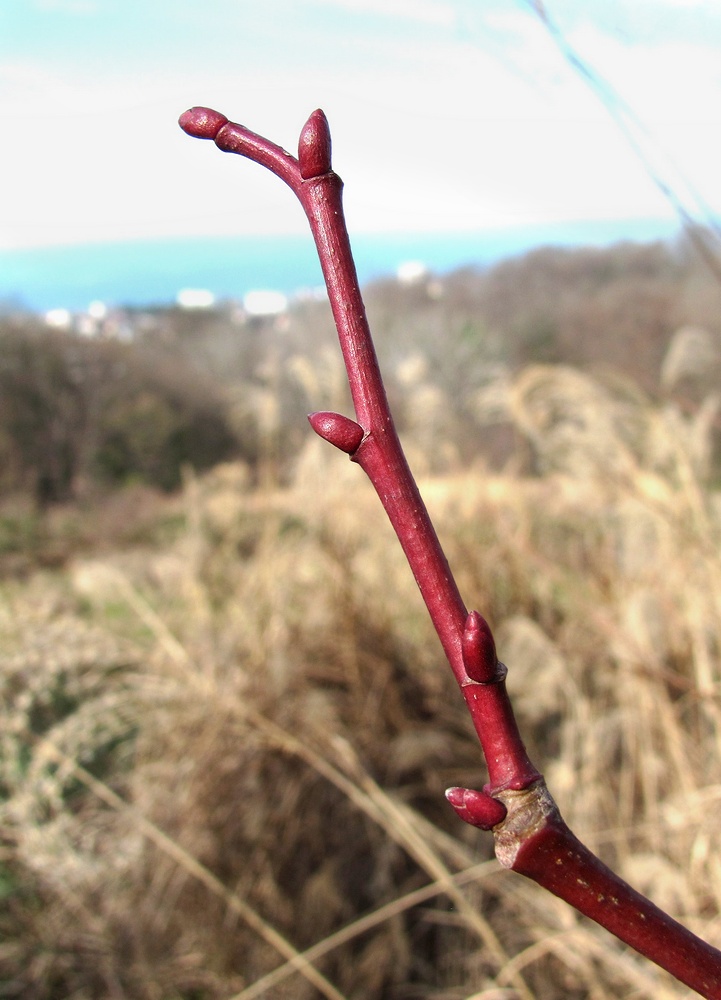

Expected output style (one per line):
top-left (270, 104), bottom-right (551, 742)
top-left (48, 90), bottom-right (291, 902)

top-left (527, 0), bottom-right (721, 282)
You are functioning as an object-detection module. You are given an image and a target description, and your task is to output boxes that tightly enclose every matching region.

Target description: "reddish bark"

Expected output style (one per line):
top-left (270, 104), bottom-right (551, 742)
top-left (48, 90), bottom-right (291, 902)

top-left (179, 105), bottom-right (721, 997)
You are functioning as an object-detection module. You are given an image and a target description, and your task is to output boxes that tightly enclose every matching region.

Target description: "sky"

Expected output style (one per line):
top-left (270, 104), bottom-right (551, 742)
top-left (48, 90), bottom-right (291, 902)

top-left (2, 0), bottom-right (721, 250)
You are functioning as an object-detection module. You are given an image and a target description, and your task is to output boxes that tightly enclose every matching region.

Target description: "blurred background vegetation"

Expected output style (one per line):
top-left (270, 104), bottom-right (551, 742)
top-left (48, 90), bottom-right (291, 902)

top-left (2, 235), bottom-right (721, 998)
top-left (1, 233), bottom-right (720, 510)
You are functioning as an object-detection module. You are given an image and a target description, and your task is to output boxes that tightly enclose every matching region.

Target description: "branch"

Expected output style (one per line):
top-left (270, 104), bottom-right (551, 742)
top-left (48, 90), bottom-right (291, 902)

top-left (178, 105), bottom-right (721, 997)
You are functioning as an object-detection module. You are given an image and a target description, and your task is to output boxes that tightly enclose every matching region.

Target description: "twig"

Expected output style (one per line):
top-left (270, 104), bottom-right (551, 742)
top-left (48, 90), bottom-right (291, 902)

top-left (178, 104), bottom-right (721, 997)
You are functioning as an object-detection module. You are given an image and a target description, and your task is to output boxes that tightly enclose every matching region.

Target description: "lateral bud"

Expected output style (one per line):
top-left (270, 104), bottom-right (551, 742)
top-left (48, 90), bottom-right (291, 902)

top-left (298, 109), bottom-right (333, 179)
top-left (309, 411), bottom-right (364, 454)
top-left (462, 610), bottom-right (499, 683)
top-left (445, 786), bottom-right (507, 830)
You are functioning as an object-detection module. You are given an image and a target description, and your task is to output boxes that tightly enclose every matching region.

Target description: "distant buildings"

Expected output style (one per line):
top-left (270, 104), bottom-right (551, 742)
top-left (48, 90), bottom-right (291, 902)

top-left (176, 288), bottom-right (216, 309)
top-left (33, 261), bottom-right (438, 340)
top-left (241, 289), bottom-right (288, 316)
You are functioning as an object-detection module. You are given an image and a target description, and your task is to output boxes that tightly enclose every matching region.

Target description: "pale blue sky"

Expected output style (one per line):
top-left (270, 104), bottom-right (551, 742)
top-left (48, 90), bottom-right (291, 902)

top-left (2, 0), bottom-right (721, 249)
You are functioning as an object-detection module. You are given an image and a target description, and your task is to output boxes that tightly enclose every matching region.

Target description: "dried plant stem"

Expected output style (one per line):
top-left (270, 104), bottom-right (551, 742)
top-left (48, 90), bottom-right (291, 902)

top-left (106, 570), bottom-right (531, 994)
top-left (30, 735), bottom-right (349, 1000)
top-left (229, 860), bottom-right (499, 1000)
top-left (178, 105), bottom-right (721, 996)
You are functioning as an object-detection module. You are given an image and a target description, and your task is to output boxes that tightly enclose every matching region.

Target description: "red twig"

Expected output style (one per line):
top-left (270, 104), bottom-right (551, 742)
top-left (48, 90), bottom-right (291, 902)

top-left (178, 105), bottom-right (721, 997)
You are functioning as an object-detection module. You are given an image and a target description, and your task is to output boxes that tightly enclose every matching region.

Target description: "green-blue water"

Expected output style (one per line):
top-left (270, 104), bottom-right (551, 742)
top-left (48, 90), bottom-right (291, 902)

top-left (0, 218), bottom-right (678, 314)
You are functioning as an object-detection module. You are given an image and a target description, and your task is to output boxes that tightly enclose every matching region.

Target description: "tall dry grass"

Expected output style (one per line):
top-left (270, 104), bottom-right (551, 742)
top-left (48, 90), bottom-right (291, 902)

top-left (1, 361), bottom-right (721, 999)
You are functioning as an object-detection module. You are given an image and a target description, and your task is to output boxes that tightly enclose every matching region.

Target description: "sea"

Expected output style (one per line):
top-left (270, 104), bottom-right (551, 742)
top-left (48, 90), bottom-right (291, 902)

top-left (0, 218), bottom-right (679, 316)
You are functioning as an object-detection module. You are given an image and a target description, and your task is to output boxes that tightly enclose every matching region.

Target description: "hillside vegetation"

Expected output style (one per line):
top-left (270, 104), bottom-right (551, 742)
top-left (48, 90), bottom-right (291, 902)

top-left (1, 237), bottom-right (721, 998)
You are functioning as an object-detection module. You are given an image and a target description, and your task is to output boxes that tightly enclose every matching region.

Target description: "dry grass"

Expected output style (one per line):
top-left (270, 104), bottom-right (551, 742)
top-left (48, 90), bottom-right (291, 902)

top-left (2, 364), bottom-right (721, 999)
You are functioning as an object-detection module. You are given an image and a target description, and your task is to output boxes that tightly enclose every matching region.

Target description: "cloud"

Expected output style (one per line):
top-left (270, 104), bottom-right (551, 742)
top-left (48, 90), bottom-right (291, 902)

top-left (3, 0), bottom-right (720, 249)
top-left (313, 0), bottom-right (455, 27)
top-left (33, 0), bottom-right (99, 12)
